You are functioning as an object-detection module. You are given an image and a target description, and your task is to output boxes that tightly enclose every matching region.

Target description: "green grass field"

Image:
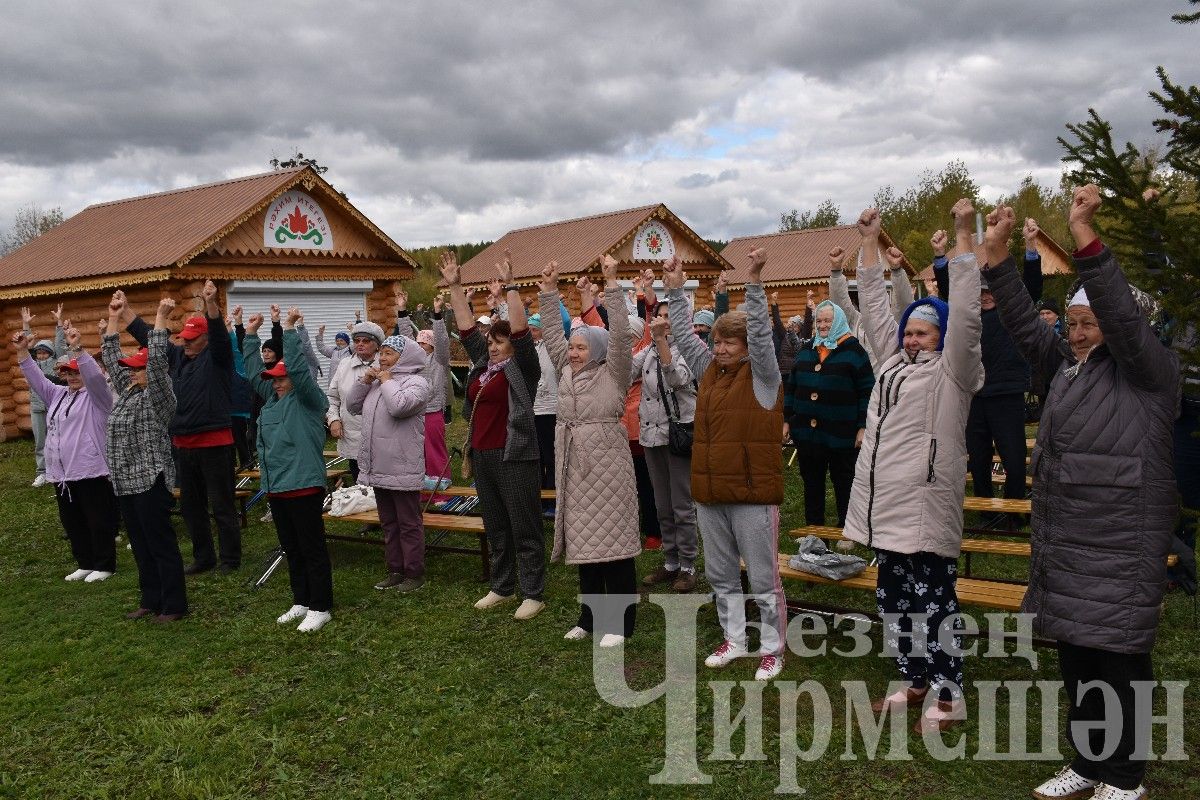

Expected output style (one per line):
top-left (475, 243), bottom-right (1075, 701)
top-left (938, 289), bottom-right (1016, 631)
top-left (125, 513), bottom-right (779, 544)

top-left (1, 427), bottom-right (1197, 799)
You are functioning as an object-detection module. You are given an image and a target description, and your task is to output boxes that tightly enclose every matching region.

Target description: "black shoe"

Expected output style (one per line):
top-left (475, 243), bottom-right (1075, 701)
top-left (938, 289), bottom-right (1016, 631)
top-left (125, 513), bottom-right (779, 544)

top-left (183, 561), bottom-right (215, 576)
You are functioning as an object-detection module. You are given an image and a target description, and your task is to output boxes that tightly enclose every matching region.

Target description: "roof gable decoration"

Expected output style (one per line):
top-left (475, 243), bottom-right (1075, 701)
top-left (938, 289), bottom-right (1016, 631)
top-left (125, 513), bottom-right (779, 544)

top-left (631, 219), bottom-right (676, 261)
top-left (263, 190), bottom-right (334, 251)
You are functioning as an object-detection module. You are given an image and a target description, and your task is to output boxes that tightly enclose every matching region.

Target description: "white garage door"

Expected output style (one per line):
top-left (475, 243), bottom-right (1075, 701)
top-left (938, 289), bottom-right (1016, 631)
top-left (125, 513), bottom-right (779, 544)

top-left (226, 280), bottom-right (372, 384)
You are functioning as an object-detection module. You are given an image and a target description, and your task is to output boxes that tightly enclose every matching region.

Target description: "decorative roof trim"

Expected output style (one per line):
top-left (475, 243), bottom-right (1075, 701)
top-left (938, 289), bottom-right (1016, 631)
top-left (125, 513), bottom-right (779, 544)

top-left (0, 269), bottom-right (173, 301)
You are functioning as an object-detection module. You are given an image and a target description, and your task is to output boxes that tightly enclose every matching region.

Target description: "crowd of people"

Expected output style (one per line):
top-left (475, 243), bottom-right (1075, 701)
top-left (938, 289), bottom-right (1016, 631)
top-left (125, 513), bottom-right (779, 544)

top-left (13, 185), bottom-right (1193, 800)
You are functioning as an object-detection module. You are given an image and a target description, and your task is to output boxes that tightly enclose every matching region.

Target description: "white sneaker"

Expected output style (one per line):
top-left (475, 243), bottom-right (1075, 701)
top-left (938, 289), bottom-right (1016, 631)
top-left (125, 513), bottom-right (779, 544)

top-left (64, 568), bottom-right (93, 581)
top-left (598, 633), bottom-right (625, 648)
top-left (563, 626), bottom-right (590, 640)
top-left (84, 570), bottom-right (114, 583)
top-left (704, 640), bottom-right (749, 668)
top-left (296, 610), bottom-right (331, 632)
top-left (473, 591), bottom-right (514, 610)
top-left (1091, 785), bottom-right (1147, 800)
top-left (513, 599), bottom-right (545, 620)
top-left (31, 474), bottom-right (47, 488)
top-left (1032, 766), bottom-right (1099, 799)
top-left (754, 653), bottom-right (784, 680)
top-left (259, 510), bottom-right (273, 523)
top-left (276, 604), bottom-right (308, 624)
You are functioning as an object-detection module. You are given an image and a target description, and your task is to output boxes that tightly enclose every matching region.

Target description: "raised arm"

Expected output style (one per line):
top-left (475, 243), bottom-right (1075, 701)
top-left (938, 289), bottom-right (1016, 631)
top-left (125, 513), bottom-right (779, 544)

top-left (315, 325), bottom-right (336, 359)
top-left (295, 320), bottom-right (322, 377)
top-left (663, 255), bottom-right (713, 377)
top-left (854, 211), bottom-right (901, 363)
top-left (1021, 217), bottom-right (1045, 302)
top-left (942, 199), bottom-right (984, 391)
top-left (431, 295), bottom-right (451, 367)
top-left (538, 262), bottom-right (569, 378)
top-left (102, 291), bottom-right (131, 394)
top-left (242, 315), bottom-right (274, 403)
top-left (13, 330), bottom-right (65, 406)
top-left (742, 249), bottom-right (781, 409)
top-left (284, 308), bottom-right (329, 413)
top-left (826, 247), bottom-right (861, 329)
top-left (599, 256), bottom-right (633, 393)
top-left (146, 299), bottom-right (177, 425)
top-left (930, 229), bottom-right (951, 301)
top-left (889, 255), bottom-right (915, 320)
top-left (201, 281), bottom-right (232, 369)
top-left (1068, 186), bottom-right (1179, 392)
top-left (66, 325), bottom-right (112, 415)
top-left (439, 250), bottom-right (487, 364)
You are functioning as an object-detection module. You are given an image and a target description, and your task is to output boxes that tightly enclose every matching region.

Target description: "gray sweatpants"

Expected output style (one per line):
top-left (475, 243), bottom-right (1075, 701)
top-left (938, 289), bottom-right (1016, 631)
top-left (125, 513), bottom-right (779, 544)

top-left (32, 409), bottom-right (47, 475)
top-left (697, 502), bottom-right (785, 656)
top-left (643, 444), bottom-right (698, 571)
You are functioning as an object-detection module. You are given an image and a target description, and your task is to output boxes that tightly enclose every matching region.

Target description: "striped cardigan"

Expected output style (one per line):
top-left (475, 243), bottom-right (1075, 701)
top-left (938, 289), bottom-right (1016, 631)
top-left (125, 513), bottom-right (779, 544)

top-left (784, 337), bottom-right (874, 450)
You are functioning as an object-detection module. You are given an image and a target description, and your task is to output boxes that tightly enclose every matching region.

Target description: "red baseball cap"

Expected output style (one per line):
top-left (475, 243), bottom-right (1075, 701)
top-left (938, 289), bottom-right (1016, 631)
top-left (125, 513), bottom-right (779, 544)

top-left (180, 316), bottom-right (208, 340)
top-left (260, 360), bottom-right (288, 379)
top-left (55, 356), bottom-right (79, 372)
top-left (118, 347), bottom-right (149, 368)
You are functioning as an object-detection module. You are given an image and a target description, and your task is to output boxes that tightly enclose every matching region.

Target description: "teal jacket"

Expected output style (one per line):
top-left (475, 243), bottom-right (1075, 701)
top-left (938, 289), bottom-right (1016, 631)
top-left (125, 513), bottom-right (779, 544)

top-left (244, 329), bottom-right (329, 494)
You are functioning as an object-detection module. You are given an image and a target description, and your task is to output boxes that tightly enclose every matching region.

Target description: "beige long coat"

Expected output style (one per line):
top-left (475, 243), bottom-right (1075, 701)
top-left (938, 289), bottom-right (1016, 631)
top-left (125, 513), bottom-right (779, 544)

top-left (539, 290), bottom-right (640, 565)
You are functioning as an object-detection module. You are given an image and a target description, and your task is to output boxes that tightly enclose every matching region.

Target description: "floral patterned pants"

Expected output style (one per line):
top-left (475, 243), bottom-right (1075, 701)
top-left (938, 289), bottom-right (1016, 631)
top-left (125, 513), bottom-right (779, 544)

top-left (873, 549), bottom-right (964, 702)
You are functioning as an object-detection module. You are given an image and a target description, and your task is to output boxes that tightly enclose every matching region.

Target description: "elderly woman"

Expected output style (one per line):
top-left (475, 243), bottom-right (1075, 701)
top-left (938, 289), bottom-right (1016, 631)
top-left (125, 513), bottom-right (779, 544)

top-left (538, 256), bottom-right (640, 646)
top-left (828, 244), bottom-right (915, 374)
top-left (784, 297), bottom-right (874, 528)
top-left (326, 318), bottom-right (385, 483)
top-left (15, 322), bottom-right (117, 582)
top-left (244, 308), bottom-right (334, 633)
top-left (841, 202), bottom-right (983, 732)
top-left (440, 251), bottom-right (545, 620)
top-left (985, 189), bottom-right (1178, 800)
top-left (316, 326), bottom-right (352, 389)
top-left (102, 293), bottom-right (187, 622)
top-left (636, 299), bottom-right (699, 592)
top-left (394, 291), bottom-right (451, 489)
top-left (665, 248), bottom-right (787, 682)
top-left (348, 334), bottom-right (431, 592)
top-left (20, 304), bottom-right (66, 488)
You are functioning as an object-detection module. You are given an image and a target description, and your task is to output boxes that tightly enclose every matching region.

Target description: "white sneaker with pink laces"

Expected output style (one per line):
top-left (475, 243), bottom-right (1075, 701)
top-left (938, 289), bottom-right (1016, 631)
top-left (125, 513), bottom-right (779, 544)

top-left (704, 640), bottom-right (748, 668)
top-left (754, 653), bottom-right (784, 681)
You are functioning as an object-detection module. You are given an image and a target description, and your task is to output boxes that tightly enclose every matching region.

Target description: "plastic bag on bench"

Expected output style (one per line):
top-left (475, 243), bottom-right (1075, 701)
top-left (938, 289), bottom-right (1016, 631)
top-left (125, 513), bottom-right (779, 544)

top-left (788, 535), bottom-right (868, 581)
top-left (326, 485), bottom-right (377, 516)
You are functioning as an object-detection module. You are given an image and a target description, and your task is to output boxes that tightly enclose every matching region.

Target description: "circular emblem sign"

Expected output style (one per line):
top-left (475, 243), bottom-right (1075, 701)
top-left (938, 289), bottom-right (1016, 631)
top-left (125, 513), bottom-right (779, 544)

top-left (632, 220), bottom-right (676, 261)
top-left (263, 190), bottom-right (334, 251)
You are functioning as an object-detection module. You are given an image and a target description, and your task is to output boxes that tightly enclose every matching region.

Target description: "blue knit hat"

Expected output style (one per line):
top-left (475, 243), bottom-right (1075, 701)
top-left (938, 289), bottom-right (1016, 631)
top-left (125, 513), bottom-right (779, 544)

top-left (335, 331), bottom-right (350, 345)
top-left (693, 309), bottom-right (715, 328)
top-left (381, 335), bottom-right (406, 354)
top-left (897, 298), bottom-right (949, 351)
top-left (527, 313), bottom-right (542, 329)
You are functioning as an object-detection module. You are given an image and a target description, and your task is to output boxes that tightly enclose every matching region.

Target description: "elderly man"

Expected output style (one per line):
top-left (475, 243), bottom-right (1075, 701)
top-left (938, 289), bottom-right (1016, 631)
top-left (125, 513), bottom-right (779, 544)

top-left (122, 281), bottom-right (238, 575)
top-left (326, 319), bottom-right (385, 482)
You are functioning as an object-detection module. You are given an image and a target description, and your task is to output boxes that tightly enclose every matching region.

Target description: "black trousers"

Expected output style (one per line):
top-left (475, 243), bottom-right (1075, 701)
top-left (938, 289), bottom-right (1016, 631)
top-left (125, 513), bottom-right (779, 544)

top-left (119, 474), bottom-right (187, 615)
top-left (632, 446), bottom-right (661, 540)
top-left (347, 458), bottom-right (359, 484)
top-left (267, 492), bottom-right (334, 612)
top-left (577, 557), bottom-right (638, 638)
top-left (56, 476), bottom-right (118, 572)
top-left (1058, 641), bottom-right (1154, 790)
top-left (534, 414), bottom-right (557, 490)
top-left (795, 442), bottom-right (857, 526)
top-left (231, 416), bottom-right (252, 470)
top-left (176, 444), bottom-right (241, 568)
top-left (966, 392), bottom-right (1028, 500)
top-left (473, 449), bottom-right (546, 600)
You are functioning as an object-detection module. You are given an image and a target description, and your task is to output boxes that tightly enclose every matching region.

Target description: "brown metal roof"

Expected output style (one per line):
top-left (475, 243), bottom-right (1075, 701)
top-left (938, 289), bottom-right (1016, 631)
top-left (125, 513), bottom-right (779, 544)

top-left (0, 167), bottom-right (417, 291)
top-left (459, 204), bottom-right (727, 286)
top-left (721, 225), bottom-right (912, 286)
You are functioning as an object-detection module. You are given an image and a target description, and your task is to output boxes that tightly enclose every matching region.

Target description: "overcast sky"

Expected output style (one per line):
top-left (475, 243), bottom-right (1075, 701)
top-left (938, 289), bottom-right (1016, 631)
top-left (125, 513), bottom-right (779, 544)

top-left (1, 1), bottom-right (1195, 249)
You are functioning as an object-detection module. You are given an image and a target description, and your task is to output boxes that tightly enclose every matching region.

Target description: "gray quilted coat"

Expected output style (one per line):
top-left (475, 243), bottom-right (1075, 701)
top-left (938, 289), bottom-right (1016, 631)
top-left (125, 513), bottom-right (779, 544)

top-left (984, 247), bottom-right (1179, 654)
top-left (539, 289), bottom-right (640, 565)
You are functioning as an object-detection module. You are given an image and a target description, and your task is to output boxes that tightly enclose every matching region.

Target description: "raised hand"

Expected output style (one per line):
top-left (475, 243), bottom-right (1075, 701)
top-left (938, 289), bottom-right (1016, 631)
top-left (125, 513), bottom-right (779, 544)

top-left (20, 306), bottom-right (33, 326)
top-left (270, 304), bottom-right (281, 323)
top-left (642, 268), bottom-right (655, 286)
top-left (715, 270), bottom-right (728, 294)
top-left (245, 313), bottom-right (264, 335)
top-left (158, 297), bottom-right (176, 315)
top-left (498, 249), bottom-right (515, 285)
top-left (539, 261), bottom-right (559, 293)
top-left (11, 330), bottom-right (34, 353)
top-left (632, 273), bottom-right (643, 291)
top-left (662, 254), bottom-right (684, 290)
top-left (746, 248), bottom-right (767, 283)
top-left (649, 315), bottom-right (670, 340)
top-left (985, 206), bottom-right (1017, 266)
top-left (856, 208), bottom-right (882, 239)
top-left (950, 199), bottom-right (974, 234)
top-left (1022, 217), bottom-right (1040, 247)
top-left (770, 291), bottom-right (779, 305)
top-left (828, 246), bottom-right (846, 270)
top-left (51, 302), bottom-right (65, 324)
top-left (65, 325), bottom-right (81, 349)
top-left (108, 291), bottom-right (125, 319)
top-left (318, 324), bottom-right (326, 336)
top-left (599, 254), bottom-right (619, 286)
top-left (884, 246), bottom-right (905, 270)
top-left (439, 250), bottom-right (461, 286)
top-left (930, 230), bottom-right (948, 257)
top-left (1068, 185), bottom-right (1102, 251)
top-left (231, 304), bottom-right (243, 325)
top-left (433, 293), bottom-right (445, 313)
top-left (97, 318), bottom-right (107, 336)
top-left (806, 288), bottom-right (816, 308)
top-left (284, 306), bottom-right (302, 329)
top-left (395, 289), bottom-right (408, 311)
top-left (201, 280), bottom-right (219, 315)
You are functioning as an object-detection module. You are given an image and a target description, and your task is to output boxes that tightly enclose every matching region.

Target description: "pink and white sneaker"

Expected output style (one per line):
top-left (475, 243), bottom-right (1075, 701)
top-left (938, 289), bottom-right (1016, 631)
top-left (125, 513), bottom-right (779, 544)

top-left (704, 640), bottom-right (748, 668)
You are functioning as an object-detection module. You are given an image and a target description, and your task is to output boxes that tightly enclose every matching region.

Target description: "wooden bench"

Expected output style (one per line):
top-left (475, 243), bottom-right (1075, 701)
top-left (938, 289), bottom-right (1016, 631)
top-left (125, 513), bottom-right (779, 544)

top-left (421, 485), bottom-right (556, 500)
top-left (170, 488), bottom-right (253, 528)
top-left (773, 553), bottom-right (1027, 612)
top-left (238, 468), bottom-right (349, 482)
top-left (963, 496), bottom-right (1031, 514)
top-left (323, 509), bottom-right (491, 581)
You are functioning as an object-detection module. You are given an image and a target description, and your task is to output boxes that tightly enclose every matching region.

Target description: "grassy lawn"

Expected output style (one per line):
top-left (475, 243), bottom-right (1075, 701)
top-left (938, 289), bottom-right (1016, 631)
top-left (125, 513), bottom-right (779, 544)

top-left (1, 426), bottom-right (1197, 799)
